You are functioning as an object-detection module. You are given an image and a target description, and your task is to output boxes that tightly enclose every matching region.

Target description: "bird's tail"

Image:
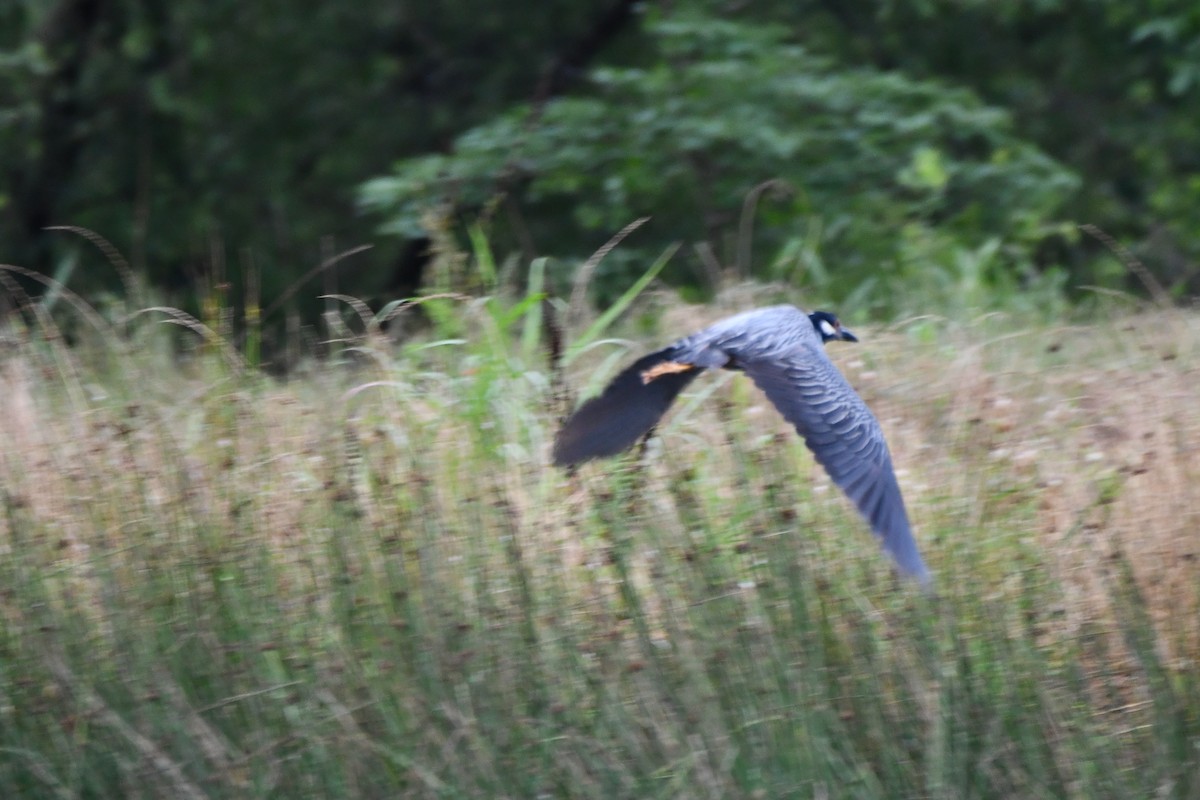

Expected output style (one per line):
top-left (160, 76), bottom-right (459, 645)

top-left (553, 347), bottom-right (702, 466)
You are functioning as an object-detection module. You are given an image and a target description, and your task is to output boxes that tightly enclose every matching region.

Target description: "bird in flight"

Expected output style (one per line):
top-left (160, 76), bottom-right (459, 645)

top-left (553, 305), bottom-right (930, 585)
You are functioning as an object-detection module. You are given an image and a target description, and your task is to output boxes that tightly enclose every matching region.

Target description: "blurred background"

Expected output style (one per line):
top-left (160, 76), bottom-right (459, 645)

top-left (4, 0), bottom-right (1199, 333)
top-left (5, 5), bottom-right (1200, 797)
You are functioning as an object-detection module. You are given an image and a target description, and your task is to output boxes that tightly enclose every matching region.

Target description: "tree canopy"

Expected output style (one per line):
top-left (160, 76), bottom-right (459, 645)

top-left (361, 14), bottom-right (1080, 310)
top-left (1, 0), bottom-right (631, 311)
top-left (3, 0), bottom-right (1198, 322)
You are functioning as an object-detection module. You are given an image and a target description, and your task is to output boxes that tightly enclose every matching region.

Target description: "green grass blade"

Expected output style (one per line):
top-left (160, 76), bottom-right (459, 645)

top-left (564, 241), bottom-right (679, 365)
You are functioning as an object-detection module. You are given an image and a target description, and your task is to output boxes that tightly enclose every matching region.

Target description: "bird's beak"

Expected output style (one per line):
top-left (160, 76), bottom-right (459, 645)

top-left (838, 326), bottom-right (858, 343)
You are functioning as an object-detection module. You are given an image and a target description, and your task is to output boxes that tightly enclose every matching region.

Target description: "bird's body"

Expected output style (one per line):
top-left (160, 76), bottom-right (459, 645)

top-left (553, 305), bottom-right (930, 585)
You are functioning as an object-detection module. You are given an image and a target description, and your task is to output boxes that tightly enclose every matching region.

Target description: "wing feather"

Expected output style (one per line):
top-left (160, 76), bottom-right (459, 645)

top-left (741, 348), bottom-right (930, 583)
top-left (552, 347), bottom-right (702, 466)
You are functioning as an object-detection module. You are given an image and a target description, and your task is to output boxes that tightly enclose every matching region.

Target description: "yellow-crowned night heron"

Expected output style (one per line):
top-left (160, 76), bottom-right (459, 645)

top-left (553, 305), bottom-right (930, 585)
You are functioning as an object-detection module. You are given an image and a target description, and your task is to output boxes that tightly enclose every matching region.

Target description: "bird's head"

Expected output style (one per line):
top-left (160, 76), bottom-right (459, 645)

top-left (809, 310), bottom-right (858, 343)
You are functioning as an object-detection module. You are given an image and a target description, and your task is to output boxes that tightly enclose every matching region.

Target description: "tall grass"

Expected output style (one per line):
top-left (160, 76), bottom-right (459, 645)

top-left (1, 249), bottom-right (1199, 798)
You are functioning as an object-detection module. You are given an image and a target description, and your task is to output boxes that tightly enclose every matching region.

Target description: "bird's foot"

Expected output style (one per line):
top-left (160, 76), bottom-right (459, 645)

top-left (640, 361), bottom-right (696, 384)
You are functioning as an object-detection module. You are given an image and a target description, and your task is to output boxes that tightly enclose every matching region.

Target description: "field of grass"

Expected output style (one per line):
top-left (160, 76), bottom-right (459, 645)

top-left (2, 273), bottom-right (1199, 798)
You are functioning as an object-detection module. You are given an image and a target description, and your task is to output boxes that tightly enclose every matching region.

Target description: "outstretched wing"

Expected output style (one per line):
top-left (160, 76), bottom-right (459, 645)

top-left (741, 347), bottom-right (930, 583)
top-left (552, 347), bottom-right (703, 466)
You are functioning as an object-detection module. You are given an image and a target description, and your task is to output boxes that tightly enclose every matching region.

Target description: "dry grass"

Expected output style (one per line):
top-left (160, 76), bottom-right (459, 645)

top-left (3, 303), bottom-right (1199, 640)
top-left (2, 290), bottom-right (1199, 798)
top-left (879, 313), bottom-right (1200, 663)
top-left (642, 292), bottom-right (1200, 667)
top-left (5, 301), bottom-right (1198, 659)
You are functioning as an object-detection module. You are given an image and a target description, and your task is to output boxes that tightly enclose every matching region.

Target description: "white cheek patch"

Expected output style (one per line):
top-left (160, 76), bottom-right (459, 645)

top-left (819, 319), bottom-right (837, 338)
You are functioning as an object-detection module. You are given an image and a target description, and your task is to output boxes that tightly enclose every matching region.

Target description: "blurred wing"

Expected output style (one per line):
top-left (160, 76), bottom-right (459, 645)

top-left (742, 349), bottom-right (930, 583)
top-left (553, 347), bottom-right (702, 466)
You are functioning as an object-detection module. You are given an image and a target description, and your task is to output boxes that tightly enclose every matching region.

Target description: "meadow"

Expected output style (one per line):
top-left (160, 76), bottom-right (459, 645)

top-left (2, 261), bottom-right (1199, 798)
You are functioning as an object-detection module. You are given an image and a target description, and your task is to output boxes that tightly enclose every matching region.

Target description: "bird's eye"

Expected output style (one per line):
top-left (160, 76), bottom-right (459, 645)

top-left (819, 319), bottom-right (837, 338)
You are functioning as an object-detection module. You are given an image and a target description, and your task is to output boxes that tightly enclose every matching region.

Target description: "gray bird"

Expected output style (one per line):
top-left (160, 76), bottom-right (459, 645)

top-left (553, 305), bottom-right (930, 585)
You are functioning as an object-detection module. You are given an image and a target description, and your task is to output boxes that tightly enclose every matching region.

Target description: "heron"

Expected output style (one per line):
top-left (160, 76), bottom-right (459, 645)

top-left (552, 305), bottom-right (930, 585)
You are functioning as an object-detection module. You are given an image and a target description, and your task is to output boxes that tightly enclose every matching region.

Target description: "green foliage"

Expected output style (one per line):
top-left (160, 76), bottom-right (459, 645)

top-left (725, 0), bottom-right (1200, 291)
top-left (362, 14), bottom-right (1079, 310)
top-left (0, 0), bottom-right (624, 314)
top-left (7, 1), bottom-right (1200, 322)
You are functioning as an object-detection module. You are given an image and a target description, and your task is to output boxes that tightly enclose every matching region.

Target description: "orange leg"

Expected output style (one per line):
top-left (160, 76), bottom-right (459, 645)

top-left (640, 361), bottom-right (696, 384)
